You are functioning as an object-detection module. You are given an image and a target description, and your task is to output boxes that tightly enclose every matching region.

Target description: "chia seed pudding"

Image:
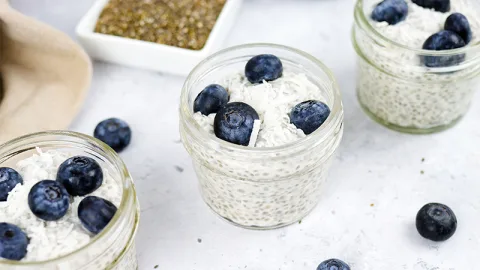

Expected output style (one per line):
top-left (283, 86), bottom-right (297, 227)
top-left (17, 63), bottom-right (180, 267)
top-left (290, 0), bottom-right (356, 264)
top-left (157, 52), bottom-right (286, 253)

top-left (353, 0), bottom-right (480, 133)
top-left (0, 132), bottom-right (139, 270)
top-left (180, 44), bottom-right (344, 229)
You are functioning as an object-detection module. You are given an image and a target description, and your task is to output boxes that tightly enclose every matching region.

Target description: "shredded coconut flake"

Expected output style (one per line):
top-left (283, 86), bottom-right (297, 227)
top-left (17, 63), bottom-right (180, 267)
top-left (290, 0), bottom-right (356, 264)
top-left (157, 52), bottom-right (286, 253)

top-left (248, 120), bottom-right (261, 147)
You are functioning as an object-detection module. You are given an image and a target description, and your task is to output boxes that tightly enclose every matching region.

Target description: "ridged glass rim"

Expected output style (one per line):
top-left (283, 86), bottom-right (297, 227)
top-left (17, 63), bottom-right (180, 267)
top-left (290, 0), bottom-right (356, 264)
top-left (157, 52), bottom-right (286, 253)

top-left (0, 131), bottom-right (138, 267)
top-left (180, 43), bottom-right (343, 154)
top-left (355, 0), bottom-right (480, 56)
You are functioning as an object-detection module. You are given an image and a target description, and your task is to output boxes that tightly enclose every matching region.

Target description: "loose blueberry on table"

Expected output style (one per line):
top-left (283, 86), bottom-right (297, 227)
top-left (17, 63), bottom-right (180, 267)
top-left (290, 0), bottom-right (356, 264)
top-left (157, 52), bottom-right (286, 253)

top-left (317, 258), bottom-right (351, 270)
top-left (0, 167), bottom-right (23, 201)
top-left (57, 156), bottom-right (103, 196)
top-left (416, 203), bottom-right (457, 241)
top-left (94, 118), bottom-right (132, 152)
top-left (194, 84), bottom-right (229, 115)
top-left (28, 180), bottom-right (70, 221)
top-left (78, 196), bottom-right (117, 235)
top-left (371, 0), bottom-right (408, 25)
top-left (0, 223), bottom-right (28, 261)
top-left (213, 102), bottom-right (259, 146)
top-left (245, 54), bottom-right (283, 84)
top-left (422, 30), bottom-right (466, 67)
top-left (290, 100), bottom-right (331, 135)
top-left (412, 0), bottom-right (450, 13)
top-left (444, 13), bottom-right (472, 44)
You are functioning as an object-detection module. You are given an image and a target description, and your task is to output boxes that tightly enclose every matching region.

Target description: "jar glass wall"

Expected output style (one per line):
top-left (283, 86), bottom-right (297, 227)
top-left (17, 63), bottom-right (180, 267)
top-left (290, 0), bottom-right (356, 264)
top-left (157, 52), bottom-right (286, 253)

top-left (179, 44), bottom-right (344, 229)
top-left (352, 0), bottom-right (480, 133)
top-left (0, 131), bottom-right (139, 270)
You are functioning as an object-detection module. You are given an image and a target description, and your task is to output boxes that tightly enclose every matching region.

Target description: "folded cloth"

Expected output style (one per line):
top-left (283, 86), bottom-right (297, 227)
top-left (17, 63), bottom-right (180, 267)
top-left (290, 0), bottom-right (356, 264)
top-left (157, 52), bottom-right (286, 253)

top-left (0, 1), bottom-right (91, 144)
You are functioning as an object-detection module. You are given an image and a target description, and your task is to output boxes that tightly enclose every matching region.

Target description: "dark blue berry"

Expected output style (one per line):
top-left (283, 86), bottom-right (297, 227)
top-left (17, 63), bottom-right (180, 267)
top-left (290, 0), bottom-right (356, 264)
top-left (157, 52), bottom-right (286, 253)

top-left (0, 223), bottom-right (28, 260)
top-left (213, 102), bottom-right (259, 146)
top-left (416, 203), bottom-right (457, 241)
top-left (445, 13), bottom-right (472, 44)
top-left (0, 167), bottom-right (23, 201)
top-left (94, 118), bottom-right (131, 152)
top-left (412, 0), bottom-right (450, 12)
top-left (193, 84), bottom-right (229, 115)
top-left (290, 100), bottom-right (330, 135)
top-left (371, 0), bottom-right (408, 25)
top-left (317, 259), bottom-right (351, 270)
top-left (56, 156), bottom-right (103, 196)
top-left (245, 54), bottom-right (283, 84)
top-left (422, 30), bottom-right (466, 68)
top-left (28, 180), bottom-right (70, 221)
top-left (78, 196), bottom-right (117, 235)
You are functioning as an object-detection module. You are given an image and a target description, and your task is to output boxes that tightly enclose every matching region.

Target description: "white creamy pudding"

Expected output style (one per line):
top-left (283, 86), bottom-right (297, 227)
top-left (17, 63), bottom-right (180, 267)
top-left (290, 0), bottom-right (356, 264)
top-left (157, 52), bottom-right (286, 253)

top-left (180, 46), bottom-right (344, 229)
top-left (354, 0), bottom-right (480, 132)
top-left (193, 72), bottom-right (327, 147)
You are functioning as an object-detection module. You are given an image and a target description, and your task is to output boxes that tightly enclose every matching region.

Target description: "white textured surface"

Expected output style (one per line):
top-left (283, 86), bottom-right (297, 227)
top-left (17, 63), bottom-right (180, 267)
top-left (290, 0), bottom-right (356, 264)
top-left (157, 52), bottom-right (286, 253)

top-left (9, 0), bottom-right (480, 269)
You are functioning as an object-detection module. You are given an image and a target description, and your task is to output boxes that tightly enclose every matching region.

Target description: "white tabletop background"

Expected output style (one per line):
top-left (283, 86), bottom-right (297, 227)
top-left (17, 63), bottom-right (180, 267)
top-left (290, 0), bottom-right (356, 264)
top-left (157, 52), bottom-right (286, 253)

top-left (9, 0), bottom-right (480, 269)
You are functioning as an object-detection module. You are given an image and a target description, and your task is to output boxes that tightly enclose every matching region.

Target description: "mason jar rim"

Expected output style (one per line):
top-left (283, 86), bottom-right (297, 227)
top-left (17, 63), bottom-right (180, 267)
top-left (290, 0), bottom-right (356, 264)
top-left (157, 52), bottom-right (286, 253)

top-left (354, 0), bottom-right (480, 56)
top-left (0, 130), bottom-right (138, 267)
top-left (180, 43), bottom-right (343, 155)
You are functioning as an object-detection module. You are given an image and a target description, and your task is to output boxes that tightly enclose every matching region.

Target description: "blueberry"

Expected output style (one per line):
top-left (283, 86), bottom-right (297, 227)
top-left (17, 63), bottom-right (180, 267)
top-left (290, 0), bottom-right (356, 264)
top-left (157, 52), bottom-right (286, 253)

top-left (317, 259), bottom-right (351, 270)
top-left (78, 196), bottom-right (117, 235)
top-left (371, 0), bottom-right (408, 25)
top-left (416, 203), bottom-right (457, 241)
top-left (0, 223), bottom-right (28, 260)
top-left (290, 100), bottom-right (330, 135)
top-left (213, 102), bottom-right (259, 146)
top-left (445, 13), bottom-right (472, 44)
top-left (57, 156), bottom-right (103, 196)
top-left (193, 84), bottom-right (229, 115)
top-left (245, 54), bottom-right (283, 84)
top-left (0, 167), bottom-right (23, 201)
top-left (28, 180), bottom-right (70, 221)
top-left (422, 30), bottom-right (466, 68)
top-left (412, 0), bottom-right (450, 12)
top-left (94, 118), bottom-right (131, 152)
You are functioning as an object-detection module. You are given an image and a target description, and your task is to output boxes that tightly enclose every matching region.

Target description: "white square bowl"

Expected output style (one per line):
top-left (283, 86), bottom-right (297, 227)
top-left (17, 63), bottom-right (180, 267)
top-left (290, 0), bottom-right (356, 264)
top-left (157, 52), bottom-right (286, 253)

top-left (76, 0), bottom-right (243, 76)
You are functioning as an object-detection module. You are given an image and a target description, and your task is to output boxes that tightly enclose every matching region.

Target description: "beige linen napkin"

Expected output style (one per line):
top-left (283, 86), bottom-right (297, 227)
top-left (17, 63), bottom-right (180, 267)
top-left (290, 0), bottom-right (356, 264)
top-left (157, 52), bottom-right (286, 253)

top-left (0, 0), bottom-right (92, 144)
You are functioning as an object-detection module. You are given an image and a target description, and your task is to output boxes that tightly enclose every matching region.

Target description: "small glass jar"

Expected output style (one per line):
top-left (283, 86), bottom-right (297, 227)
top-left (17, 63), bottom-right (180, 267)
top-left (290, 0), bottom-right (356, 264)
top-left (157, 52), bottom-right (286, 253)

top-left (352, 0), bottom-right (480, 133)
top-left (179, 44), bottom-right (344, 229)
top-left (0, 131), bottom-right (139, 270)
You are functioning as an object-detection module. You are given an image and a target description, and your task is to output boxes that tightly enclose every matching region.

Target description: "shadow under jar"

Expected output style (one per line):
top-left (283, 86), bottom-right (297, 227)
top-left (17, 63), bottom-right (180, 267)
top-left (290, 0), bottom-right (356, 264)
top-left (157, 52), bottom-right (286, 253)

top-left (179, 44), bottom-right (344, 229)
top-left (0, 131), bottom-right (139, 270)
top-left (352, 0), bottom-right (480, 134)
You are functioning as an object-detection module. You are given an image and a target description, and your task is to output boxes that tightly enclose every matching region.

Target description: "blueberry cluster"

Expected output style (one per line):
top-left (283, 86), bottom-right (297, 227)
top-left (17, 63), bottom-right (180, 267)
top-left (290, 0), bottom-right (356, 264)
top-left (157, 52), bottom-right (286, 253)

top-left (316, 202), bottom-right (457, 269)
top-left (371, 0), bottom-right (473, 68)
top-left (193, 54), bottom-right (331, 146)
top-left (422, 13), bottom-right (472, 67)
top-left (0, 157), bottom-right (117, 261)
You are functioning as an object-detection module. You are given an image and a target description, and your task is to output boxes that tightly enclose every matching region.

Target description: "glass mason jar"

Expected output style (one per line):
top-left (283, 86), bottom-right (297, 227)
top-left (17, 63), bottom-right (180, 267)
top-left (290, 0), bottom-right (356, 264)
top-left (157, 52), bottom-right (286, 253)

top-left (0, 131), bottom-right (139, 270)
top-left (179, 44), bottom-right (344, 229)
top-left (352, 0), bottom-right (480, 134)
